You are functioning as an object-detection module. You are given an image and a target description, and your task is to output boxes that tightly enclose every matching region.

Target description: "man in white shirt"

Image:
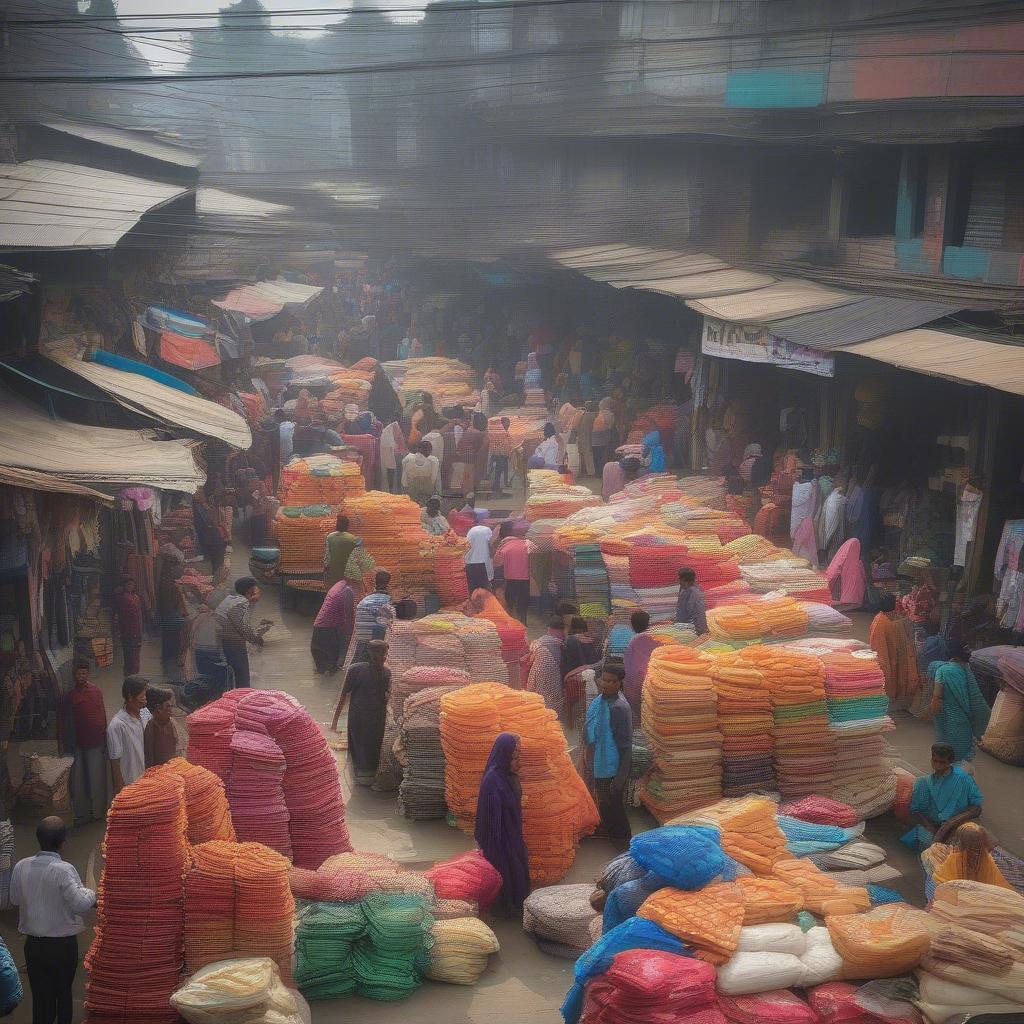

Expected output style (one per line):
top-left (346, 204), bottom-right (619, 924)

top-left (107, 675), bottom-right (152, 794)
top-left (464, 521), bottom-right (496, 593)
top-left (10, 816), bottom-right (96, 1024)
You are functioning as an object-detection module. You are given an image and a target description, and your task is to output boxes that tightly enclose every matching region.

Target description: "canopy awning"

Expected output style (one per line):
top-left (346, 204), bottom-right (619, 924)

top-left (0, 384), bottom-right (206, 493)
top-left (212, 279), bottom-right (324, 321)
top-left (46, 346), bottom-right (251, 449)
top-left (842, 329), bottom-right (1024, 396)
top-left (686, 278), bottom-right (860, 323)
top-left (0, 464), bottom-right (114, 504)
top-left (0, 160), bottom-right (192, 250)
top-left (768, 296), bottom-right (959, 350)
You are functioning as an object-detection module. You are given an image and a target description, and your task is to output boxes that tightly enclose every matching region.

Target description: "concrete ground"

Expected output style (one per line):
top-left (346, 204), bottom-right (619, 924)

top-left (1, 495), bottom-right (1021, 1023)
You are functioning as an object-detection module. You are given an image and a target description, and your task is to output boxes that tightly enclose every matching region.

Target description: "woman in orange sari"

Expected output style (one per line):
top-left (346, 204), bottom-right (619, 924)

top-left (930, 821), bottom-right (1012, 889)
top-left (465, 587), bottom-right (529, 685)
top-left (869, 593), bottom-right (920, 708)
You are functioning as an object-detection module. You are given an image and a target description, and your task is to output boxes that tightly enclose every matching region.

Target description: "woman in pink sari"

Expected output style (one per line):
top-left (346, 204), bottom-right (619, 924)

top-left (826, 537), bottom-right (867, 611)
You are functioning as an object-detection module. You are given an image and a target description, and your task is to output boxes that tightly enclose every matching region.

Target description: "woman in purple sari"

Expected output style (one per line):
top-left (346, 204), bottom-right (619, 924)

top-left (475, 732), bottom-right (531, 916)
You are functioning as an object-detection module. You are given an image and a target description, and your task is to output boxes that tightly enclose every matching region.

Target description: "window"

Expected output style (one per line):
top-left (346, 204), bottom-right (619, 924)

top-left (844, 148), bottom-right (901, 238)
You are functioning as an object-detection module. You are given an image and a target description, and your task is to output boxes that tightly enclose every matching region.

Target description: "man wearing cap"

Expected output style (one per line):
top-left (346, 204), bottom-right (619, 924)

top-left (338, 640), bottom-right (392, 784)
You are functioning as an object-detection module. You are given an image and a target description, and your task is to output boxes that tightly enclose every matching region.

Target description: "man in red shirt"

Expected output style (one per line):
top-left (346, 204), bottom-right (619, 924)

top-left (60, 660), bottom-right (109, 825)
top-left (493, 521), bottom-right (536, 625)
top-left (113, 576), bottom-right (144, 676)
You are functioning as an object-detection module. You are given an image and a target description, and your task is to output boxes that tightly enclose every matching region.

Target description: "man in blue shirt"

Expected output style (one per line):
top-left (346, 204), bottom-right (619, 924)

top-left (909, 742), bottom-right (983, 844)
top-left (585, 664), bottom-right (633, 851)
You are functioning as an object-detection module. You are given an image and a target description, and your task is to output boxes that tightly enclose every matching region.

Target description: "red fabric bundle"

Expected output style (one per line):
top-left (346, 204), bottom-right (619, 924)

top-left (84, 770), bottom-right (189, 1023)
top-left (806, 982), bottom-right (921, 1024)
top-left (581, 950), bottom-right (719, 1024)
top-left (778, 795), bottom-right (861, 828)
top-left (719, 990), bottom-right (816, 1024)
top-left (160, 330), bottom-right (220, 370)
top-left (424, 850), bottom-right (502, 911)
top-left (628, 544), bottom-right (691, 589)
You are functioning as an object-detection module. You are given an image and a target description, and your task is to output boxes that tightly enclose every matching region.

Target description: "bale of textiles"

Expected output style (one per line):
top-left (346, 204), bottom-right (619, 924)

top-left (639, 646), bottom-right (723, 822)
top-left (777, 816), bottom-right (865, 857)
top-left (398, 686), bottom-right (462, 820)
top-left (279, 455), bottom-right (365, 507)
top-left (797, 926), bottom-right (844, 987)
top-left (818, 864), bottom-right (902, 887)
top-left (661, 504), bottom-right (749, 544)
top-left (523, 884), bottom-right (600, 958)
top-left (393, 665), bottom-right (472, 717)
top-left (917, 969), bottom-right (1024, 1024)
top-left (719, 990), bottom-right (816, 1023)
top-left (440, 684), bottom-right (597, 883)
top-left (808, 839), bottom-right (886, 871)
top-left (778, 795), bottom-right (860, 828)
top-left (188, 690), bottom-right (352, 869)
top-left (825, 903), bottom-right (931, 979)
top-left (574, 543), bottom-right (611, 615)
top-left (637, 882), bottom-right (744, 965)
top-left (169, 957), bottom-right (305, 1024)
top-left (602, 873), bottom-right (670, 934)
top-left (578, 950), bottom-right (719, 1024)
top-left (735, 923), bottom-right (806, 955)
top-left (386, 357), bottom-right (478, 407)
top-left (273, 507), bottom-right (336, 573)
top-left (184, 841), bottom-right (295, 981)
top-left (738, 561), bottom-right (832, 603)
top-left (386, 615), bottom-right (506, 684)
top-left (736, 876), bottom-right (804, 925)
top-left (354, 891), bottom-right (434, 1001)
top-left (672, 797), bottom-right (788, 876)
top-left (919, 958), bottom-right (1024, 1007)
top-left (319, 851), bottom-right (434, 899)
top-left (225, 731), bottom-right (292, 859)
top-left (84, 770), bottom-right (190, 1024)
top-left (712, 655), bottom-right (775, 797)
top-left (435, 543), bottom-right (470, 605)
top-left (424, 850), bottom-right (502, 912)
top-left (707, 595), bottom-right (810, 644)
top-left (928, 879), bottom-right (1024, 944)
top-left (739, 647), bottom-right (835, 799)
top-left (979, 687), bottom-right (1024, 765)
top-left (806, 980), bottom-right (923, 1024)
top-left (426, 917), bottom-right (500, 985)
top-left (526, 487), bottom-right (604, 522)
top-left (294, 901), bottom-right (365, 999)
top-left (629, 825), bottom-right (727, 890)
top-left (772, 858), bottom-right (871, 917)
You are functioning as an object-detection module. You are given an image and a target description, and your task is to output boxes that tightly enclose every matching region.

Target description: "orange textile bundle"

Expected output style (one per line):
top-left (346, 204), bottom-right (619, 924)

top-left (439, 683), bottom-right (598, 884)
top-left (279, 456), bottom-right (366, 508)
top-left (638, 646), bottom-right (722, 822)
top-left (273, 508), bottom-right (335, 573)
top-left (678, 796), bottom-right (788, 875)
top-left (712, 655), bottom-right (775, 797)
top-left (161, 758), bottom-right (235, 846)
top-left (184, 840), bottom-right (295, 981)
top-left (637, 882), bottom-right (744, 964)
top-left (736, 875), bottom-right (804, 924)
top-left (707, 596), bottom-right (810, 643)
top-left (85, 770), bottom-right (190, 1023)
top-left (826, 902), bottom-right (932, 979)
top-left (772, 858), bottom-right (870, 916)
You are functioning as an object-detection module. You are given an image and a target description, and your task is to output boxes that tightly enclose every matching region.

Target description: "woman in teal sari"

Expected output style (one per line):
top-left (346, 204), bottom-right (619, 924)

top-left (927, 644), bottom-right (991, 764)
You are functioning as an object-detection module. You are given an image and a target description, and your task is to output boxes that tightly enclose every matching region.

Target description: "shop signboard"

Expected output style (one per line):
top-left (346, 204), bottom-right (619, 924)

top-left (701, 317), bottom-right (835, 377)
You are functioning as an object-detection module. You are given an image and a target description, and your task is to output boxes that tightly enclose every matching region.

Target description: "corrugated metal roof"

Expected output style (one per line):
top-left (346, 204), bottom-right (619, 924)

top-left (639, 268), bottom-right (778, 298)
top-left (197, 188), bottom-right (291, 220)
top-left (0, 383), bottom-right (205, 493)
top-left (842, 329), bottom-right (1024, 395)
top-left (46, 346), bottom-right (252, 450)
top-left (41, 122), bottom-right (202, 169)
top-left (212, 279), bottom-right (324, 321)
top-left (686, 278), bottom-right (860, 323)
top-left (0, 464), bottom-right (114, 504)
top-left (769, 296), bottom-right (958, 350)
top-left (0, 160), bottom-right (192, 250)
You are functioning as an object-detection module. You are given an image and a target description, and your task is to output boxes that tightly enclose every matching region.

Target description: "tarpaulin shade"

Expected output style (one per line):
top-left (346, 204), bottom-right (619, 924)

top-left (0, 383), bottom-right (205, 493)
top-left (842, 328), bottom-right (1024, 395)
top-left (0, 464), bottom-right (114, 503)
top-left (213, 279), bottom-right (324, 320)
top-left (160, 332), bottom-right (221, 371)
top-left (686, 279), bottom-right (859, 323)
top-left (47, 347), bottom-right (250, 449)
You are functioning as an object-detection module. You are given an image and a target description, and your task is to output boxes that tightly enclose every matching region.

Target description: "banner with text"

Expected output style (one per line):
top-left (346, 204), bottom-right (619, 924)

top-left (701, 317), bottom-right (835, 377)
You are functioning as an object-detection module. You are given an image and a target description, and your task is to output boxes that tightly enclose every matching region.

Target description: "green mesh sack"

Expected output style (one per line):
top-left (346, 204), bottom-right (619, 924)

top-left (294, 901), bottom-right (365, 1000)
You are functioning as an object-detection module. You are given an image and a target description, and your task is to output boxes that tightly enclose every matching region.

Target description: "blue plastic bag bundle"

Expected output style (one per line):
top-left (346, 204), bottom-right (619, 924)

top-left (601, 852), bottom-right (648, 892)
top-left (602, 872), bottom-right (669, 933)
top-left (777, 816), bottom-right (864, 856)
top-left (867, 884), bottom-right (904, 906)
top-left (0, 938), bottom-right (21, 1017)
top-left (561, 917), bottom-right (692, 1024)
top-left (628, 826), bottom-right (725, 890)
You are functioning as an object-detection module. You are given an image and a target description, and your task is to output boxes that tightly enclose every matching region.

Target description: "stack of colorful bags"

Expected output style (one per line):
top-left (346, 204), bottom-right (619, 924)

top-left (426, 918), bottom-right (500, 985)
top-left (574, 543), bottom-right (611, 617)
top-left (273, 506), bottom-right (336, 574)
top-left (386, 615), bottom-right (507, 684)
top-left (184, 840), bottom-right (295, 980)
top-left (820, 650), bottom-right (896, 817)
top-left (85, 770), bottom-right (190, 1024)
top-left (639, 646), bottom-right (722, 822)
top-left (398, 685), bottom-right (466, 820)
top-left (740, 647), bottom-right (835, 800)
top-left (188, 689), bottom-right (352, 868)
top-left (712, 654), bottom-right (776, 797)
top-left (440, 683), bottom-right (598, 883)
top-left (279, 455), bottom-right (366, 508)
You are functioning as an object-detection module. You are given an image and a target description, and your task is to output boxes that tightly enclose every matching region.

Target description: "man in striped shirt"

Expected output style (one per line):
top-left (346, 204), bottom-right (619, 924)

top-left (352, 570), bottom-right (395, 662)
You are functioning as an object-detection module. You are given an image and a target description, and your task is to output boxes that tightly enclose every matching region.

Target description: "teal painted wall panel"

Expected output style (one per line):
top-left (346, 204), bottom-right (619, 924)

top-left (942, 246), bottom-right (992, 280)
top-left (895, 238), bottom-right (932, 274)
top-left (725, 70), bottom-right (826, 108)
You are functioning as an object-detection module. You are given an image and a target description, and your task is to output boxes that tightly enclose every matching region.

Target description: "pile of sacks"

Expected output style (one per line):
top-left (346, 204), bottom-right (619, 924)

top-left (188, 689), bottom-right (352, 868)
top-left (170, 958), bottom-right (308, 1024)
top-left (440, 683), bottom-right (598, 883)
top-left (639, 646), bottom-right (723, 822)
